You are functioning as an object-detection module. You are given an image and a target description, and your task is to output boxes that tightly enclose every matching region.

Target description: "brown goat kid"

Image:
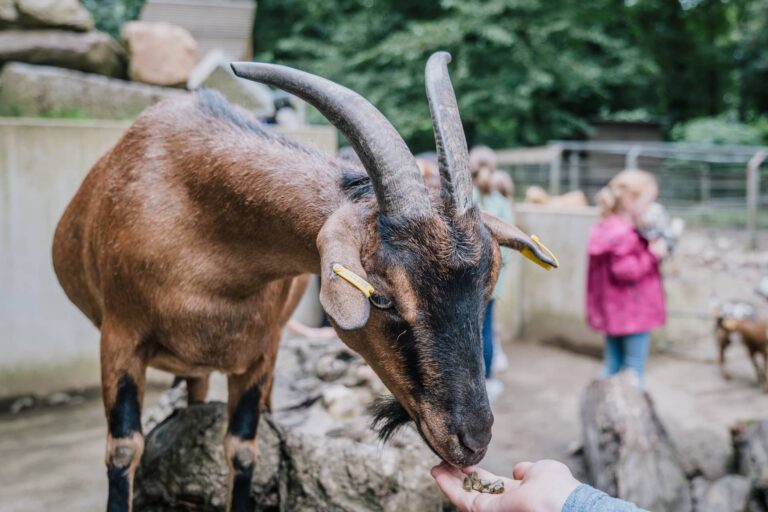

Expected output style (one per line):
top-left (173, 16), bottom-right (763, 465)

top-left (52, 52), bottom-right (557, 512)
top-left (717, 316), bottom-right (768, 390)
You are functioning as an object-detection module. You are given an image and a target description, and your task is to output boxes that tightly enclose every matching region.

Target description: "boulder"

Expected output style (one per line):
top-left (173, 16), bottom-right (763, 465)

top-left (15, 0), bottom-right (93, 31)
top-left (133, 335), bottom-right (446, 511)
top-left (732, 419), bottom-right (768, 509)
top-left (672, 427), bottom-right (730, 481)
top-left (0, 30), bottom-right (125, 78)
top-left (282, 423), bottom-right (444, 511)
top-left (187, 50), bottom-right (274, 117)
top-left (691, 475), bottom-right (751, 512)
top-left (0, 62), bottom-right (184, 119)
top-left (134, 403), bottom-right (282, 511)
top-left (0, 0), bottom-right (18, 27)
top-left (580, 371), bottom-right (692, 512)
top-left (321, 383), bottom-right (363, 420)
top-left (133, 401), bottom-right (445, 512)
top-left (122, 21), bottom-right (198, 87)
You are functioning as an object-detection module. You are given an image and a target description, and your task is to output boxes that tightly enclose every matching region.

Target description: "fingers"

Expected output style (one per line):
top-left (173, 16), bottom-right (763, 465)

top-left (431, 463), bottom-right (476, 512)
top-left (512, 461), bottom-right (534, 480)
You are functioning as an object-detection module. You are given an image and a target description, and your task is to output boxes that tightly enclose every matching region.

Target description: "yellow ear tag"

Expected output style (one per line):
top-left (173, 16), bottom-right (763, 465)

top-left (332, 263), bottom-right (375, 298)
top-left (520, 235), bottom-right (559, 271)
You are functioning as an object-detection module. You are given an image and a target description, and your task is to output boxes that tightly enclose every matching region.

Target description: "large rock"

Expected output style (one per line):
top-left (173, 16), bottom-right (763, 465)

top-left (673, 427), bottom-right (730, 481)
top-left (732, 419), bottom-right (768, 509)
top-left (282, 424), bottom-right (443, 511)
top-left (134, 403), bottom-right (282, 511)
top-left (15, 0), bottom-right (93, 31)
top-left (122, 21), bottom-right (198, 87)
top-left (580, 371), bottom-right (692, 512)
top-left (134, 403), bottom-right (443, 512)
top-left (187, 50), bottom-right (274, 117)
top-left (0, 0), bottom-right (18, 27)
top-left (0, 30), bottom-right (125, 77)
top-left (0, 62), bottom-right (184, 118)
top-left (133, 335), bottom-right (446, 511)
top-left (691, 475), bottom-right (751, 512)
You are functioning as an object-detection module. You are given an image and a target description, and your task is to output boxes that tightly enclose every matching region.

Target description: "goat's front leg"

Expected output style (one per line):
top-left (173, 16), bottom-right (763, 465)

top-left (747, 345), bottom-right (764, 387)
top-left (717, 329), bottom-right (731, 380)
top-left (225, 359), bottom-right (275, 512)
top-left (100, 323), bottom-right (147, 512)
top-left (761, 351), bottom-right (768, 391)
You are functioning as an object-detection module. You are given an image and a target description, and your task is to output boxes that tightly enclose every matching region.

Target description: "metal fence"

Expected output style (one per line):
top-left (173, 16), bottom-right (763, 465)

top-left (496, 141), bottom-right (768, 247)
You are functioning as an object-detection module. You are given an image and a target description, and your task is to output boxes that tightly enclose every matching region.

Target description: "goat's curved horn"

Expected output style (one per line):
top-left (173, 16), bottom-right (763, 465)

top-left (425, 51), bottom-right (473, 215)
top-left (231, 62), bottom-right (431, 219)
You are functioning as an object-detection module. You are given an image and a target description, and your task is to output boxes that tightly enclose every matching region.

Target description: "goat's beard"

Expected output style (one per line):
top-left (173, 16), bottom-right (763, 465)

top-left (370, 395), bottom-right (413, 442)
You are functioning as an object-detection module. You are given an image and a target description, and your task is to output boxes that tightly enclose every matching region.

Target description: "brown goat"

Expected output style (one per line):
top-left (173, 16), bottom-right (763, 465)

top-left (52, 52), bottom-right (557, 511)
top-left (717, 315), bottom-right (768, 390)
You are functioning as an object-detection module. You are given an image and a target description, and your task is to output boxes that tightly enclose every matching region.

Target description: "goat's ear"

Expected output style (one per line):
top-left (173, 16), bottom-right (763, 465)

top-left (482, 211), bottom-right (559, 270)
top-left (317, 208), bottom-right (371, 331)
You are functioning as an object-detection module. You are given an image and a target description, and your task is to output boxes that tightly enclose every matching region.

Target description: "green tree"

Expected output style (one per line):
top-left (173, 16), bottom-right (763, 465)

top-left (253, 0), bottom-right (655, 150)
top-left (80, 0), bottom-right (145, 39)
top-left (253, 0), bottom-right (768, 148)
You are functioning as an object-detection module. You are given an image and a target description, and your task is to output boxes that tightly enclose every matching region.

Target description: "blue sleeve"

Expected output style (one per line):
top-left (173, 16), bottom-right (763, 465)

top-left (562, 484), bottom-right (650, 512)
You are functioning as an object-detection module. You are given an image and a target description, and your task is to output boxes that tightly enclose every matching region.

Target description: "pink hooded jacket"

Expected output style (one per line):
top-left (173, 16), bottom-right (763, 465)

top-left (586, 215), bottom-right (666, 336)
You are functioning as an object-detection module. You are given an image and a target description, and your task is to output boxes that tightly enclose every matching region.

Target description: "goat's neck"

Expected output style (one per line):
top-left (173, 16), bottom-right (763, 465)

top-left (190, 147), bottom-right (357, 278)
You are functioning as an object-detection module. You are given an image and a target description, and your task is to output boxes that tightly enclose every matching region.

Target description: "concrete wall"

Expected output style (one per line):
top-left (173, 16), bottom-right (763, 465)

top-left (0, 117), bottom-right (336, 397)
top-left (496, 205), bottom-right (603, 354)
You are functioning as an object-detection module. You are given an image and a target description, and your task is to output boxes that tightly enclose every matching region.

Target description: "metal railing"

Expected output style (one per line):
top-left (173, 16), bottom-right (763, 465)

top-left (497, 141), bottom-right (768, 248)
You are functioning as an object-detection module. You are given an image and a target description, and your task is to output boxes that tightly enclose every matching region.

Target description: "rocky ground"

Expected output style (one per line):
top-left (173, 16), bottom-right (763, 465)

top-left (0, 338), bottom-right (766, 511)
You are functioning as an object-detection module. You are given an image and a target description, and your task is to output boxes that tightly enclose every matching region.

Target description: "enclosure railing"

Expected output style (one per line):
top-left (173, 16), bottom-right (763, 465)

top-left (496, 141), bottom-right (768, 248)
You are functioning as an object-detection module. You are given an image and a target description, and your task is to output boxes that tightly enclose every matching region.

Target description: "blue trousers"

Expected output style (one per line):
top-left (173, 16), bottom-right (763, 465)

top-left (482, 299), bottom-right (495, 379)
top-left (603, 332), bottom-right (651, 386)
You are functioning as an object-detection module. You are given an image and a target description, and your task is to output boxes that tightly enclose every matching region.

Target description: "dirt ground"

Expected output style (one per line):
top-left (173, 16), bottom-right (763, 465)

top-left (2, 340), bottom-right (767, 512)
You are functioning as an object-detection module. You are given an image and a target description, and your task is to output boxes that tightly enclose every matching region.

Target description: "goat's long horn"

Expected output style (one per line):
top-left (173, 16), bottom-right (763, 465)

top-left (231, 62), bottom-right (431, 219)
top-left (425, 51), bottom-right (473, 215)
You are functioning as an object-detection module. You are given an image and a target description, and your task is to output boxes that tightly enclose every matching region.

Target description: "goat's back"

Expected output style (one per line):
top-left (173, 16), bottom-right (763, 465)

top-left (53, 91), bottom-right (341, 332)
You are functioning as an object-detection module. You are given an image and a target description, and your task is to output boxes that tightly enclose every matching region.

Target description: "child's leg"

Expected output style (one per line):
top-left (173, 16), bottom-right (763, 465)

top-left (603, 335), bottom-right (623, 377)
top-left (482, 299), bottom-right (495, 379)
top-left (623, 332), bottom-right (652, 386)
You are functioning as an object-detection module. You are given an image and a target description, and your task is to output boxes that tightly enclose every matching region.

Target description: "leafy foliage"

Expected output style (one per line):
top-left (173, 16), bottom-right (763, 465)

top-left (671, 116), bottom-right (766, 145)
top-left (252, 0), bottom-right (768, 149)
top-left (253, 0), bottom-right (655, 151)
top-left (80, 0), bottom-right (145, 39)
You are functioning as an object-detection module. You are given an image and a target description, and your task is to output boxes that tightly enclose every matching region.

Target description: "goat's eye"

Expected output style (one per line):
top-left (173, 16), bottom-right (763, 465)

top-left (369, 291), bottom-right (394, 310)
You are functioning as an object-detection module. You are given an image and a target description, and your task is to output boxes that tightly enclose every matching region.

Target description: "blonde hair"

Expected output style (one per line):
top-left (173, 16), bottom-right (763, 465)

top-left (596, 169), bottom-right (657, 216)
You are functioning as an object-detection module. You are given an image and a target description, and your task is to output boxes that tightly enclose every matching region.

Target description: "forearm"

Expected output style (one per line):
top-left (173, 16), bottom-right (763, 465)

top-left (562, 484), bottom-right (650, 512)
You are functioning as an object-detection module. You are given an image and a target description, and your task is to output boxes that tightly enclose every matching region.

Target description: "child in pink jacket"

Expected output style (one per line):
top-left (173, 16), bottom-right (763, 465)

top-left (586, 169), bottom-right (667, 386)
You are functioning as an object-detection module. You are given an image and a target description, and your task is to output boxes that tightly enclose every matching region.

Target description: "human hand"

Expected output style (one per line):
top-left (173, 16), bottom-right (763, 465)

top-left (648, 238), bottom-right (668, 260)
top-left (431, 460), bottom-right (580, 512)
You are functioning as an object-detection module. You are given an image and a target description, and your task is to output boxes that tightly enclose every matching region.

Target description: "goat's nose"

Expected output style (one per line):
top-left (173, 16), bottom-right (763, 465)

top-left (458, 419), bottom-right (493, 453)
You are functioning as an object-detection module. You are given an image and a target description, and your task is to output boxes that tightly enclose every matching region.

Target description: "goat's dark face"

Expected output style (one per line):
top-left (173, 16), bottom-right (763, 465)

top-left (321, 207), bottom-right (500, 467)
top-left (233, 52), bottom-right (557, 467)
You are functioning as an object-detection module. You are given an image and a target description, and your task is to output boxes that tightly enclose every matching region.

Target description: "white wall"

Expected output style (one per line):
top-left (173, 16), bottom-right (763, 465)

top-left (496, 205), bottom-right (603, 354)
top-left (0, 118), bottom-right (336, 396)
